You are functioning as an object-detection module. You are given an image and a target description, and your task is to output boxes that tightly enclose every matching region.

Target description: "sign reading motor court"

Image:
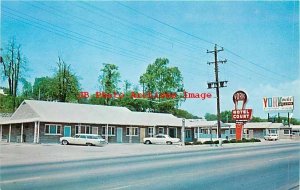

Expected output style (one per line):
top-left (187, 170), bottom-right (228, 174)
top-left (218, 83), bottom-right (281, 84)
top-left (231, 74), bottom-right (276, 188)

top-left (232, 90), bottom-right (253, 141)
top-left (263, 96), bottom-right (294, 112)
top-left (232, 91), bottom-right (253, 121)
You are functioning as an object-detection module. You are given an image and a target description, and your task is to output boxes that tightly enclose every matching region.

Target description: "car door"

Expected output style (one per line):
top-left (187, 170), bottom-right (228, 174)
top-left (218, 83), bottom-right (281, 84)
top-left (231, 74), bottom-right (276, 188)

top-left (156, 135), bottom-right (165, 144)
top-left (79, 135), bottom-right (87, 145)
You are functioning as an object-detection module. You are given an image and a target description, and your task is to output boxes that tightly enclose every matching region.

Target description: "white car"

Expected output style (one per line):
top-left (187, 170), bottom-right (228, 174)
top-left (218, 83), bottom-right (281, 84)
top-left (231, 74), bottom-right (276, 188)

top-left (60, 134), bottom-right (107, 146)
top-left (264, 134), bottom-right (279, 141)
top-left (143, 134), bottom-right (180, 145)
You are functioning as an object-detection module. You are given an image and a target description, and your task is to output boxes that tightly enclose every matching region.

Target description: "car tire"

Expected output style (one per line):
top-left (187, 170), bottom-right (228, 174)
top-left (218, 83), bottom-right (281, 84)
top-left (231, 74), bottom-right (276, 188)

top-left (145, 140), bottom-right (151, 144)
top-left (62, 140), bottom-right (68, 145)
top-left (166, 141), bottom-right (172, 145)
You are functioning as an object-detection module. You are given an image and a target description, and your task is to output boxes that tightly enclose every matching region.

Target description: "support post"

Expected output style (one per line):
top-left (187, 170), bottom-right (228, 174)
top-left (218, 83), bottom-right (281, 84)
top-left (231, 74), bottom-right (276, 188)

top-left (34, 121), bottom-right (37, 143)
top-left (153, 126), bottom-right (156, 136)
top-left (9, 124), bottom-right (11, 143)
top-left (37, 121), bottom-right (40, 143)
top-left (0, 125), bottom-right (2, 141)
top-left (105, 124), bottom-right (108, 143)
top-left (21, 123), bottom-right (24, 143)
top-left (181, 119), bottom-right (185, 146)
top-left (288, 112), bottom-right (290, 126)
top-left (129, 126), bottom-right (132, 143)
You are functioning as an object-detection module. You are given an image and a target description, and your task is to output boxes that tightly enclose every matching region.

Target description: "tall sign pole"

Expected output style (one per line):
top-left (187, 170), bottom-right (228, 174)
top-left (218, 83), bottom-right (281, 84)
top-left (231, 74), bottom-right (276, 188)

top-left (207, 44), bottom-right (227, 144)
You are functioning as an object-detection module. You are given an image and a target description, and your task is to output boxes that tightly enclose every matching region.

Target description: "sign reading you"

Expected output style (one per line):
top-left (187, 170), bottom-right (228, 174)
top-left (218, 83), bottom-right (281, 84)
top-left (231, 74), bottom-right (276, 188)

top-left (263, 96), bottom-right (294, 112)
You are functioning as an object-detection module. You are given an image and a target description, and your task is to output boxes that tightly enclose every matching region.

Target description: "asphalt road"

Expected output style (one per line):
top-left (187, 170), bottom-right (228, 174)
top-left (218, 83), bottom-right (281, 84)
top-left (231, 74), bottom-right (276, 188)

top-left (1, 143), bottom-right (299, 190)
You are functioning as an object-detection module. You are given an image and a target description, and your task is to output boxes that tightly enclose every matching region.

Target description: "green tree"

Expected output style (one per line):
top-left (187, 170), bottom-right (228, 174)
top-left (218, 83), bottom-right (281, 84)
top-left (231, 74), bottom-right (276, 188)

top-left (20, 78), bottom-right (33, 99)
top-left (32, 77), bottom-right (56, 101)
top-left (1, 38), bottom-right (27, 109)
top-left (139, 58), bottom-right (184, 113)
top-left (98, 63), bottom-right (121, 105)
top-left (205, 113), bottom-right (218, 121)
top-left (53, 57), bottom-right (81, 102)
top-left (172, 109), bottom-right (200, 119)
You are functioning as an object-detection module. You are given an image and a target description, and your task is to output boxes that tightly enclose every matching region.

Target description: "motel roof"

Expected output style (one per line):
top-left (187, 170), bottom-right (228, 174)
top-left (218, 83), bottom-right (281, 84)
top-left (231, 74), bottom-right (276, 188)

top-left (186, 119), bottom-right (230, 128)
top-left (1, 100), bottom-right (183, 127)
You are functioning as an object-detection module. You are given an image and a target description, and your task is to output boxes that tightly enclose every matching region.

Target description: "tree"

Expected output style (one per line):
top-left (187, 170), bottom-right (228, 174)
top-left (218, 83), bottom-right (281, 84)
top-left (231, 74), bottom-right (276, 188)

top-left (205, 113), bottom-right (218, 121)
top-left (54, 57), bottom-right (80, 102)
top-left (172, 109), bottom-right (200, 119)
top-left (98, 63), bottom-right (121, 105)
top-left (20, 78), bottom-right (33, 99)
top-left (1, 38), bottom-right (26, 109)
top-left (139, 58), bottom-right (184, 113)
top-left (32, 77), bottom-right (56, 101)
top-left (205, 111), bottom-right (233, 122)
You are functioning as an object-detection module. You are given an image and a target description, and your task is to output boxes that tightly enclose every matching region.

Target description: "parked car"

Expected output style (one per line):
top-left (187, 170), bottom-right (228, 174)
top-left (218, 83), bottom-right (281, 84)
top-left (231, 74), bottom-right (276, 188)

top-left (143, 134), bottom-right (180, 145)
top-left (264, 134), bottom-right (279, 141)
top-left (60, 134), bottom-right (107, 146)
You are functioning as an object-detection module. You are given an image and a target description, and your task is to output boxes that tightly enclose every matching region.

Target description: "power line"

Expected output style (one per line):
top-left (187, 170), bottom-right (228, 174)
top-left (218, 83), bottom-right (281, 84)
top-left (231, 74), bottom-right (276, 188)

top-left (3, 7), bottom-right (150, 62)
top-left (3, 10), bottom-right (148, 63)
top-left (28, 2), bottom-right (205, 65)
top-left (116, 1), bottom-right (215, 46)
top-left (116, 2), bottom-right (294, 81)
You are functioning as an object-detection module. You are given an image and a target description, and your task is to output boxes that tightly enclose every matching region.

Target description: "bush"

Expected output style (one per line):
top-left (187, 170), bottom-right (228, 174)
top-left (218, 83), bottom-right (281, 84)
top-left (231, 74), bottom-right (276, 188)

top-left (185, 142), bottom-right (193, 145)
top-left (222, 140), bottom-right (230, 144)
top-left (229, 139), bottom-right (236, 143)
top-left (214, 140), bottom-right (219, 144)
top-left (203, 141), bottom-right (214, 144)
top-left (242, 138), bottom-right (250, 142)
top-left (236, 140), bottom-right (242, 143)
top-left (194, 141), bottom-right (203, 145)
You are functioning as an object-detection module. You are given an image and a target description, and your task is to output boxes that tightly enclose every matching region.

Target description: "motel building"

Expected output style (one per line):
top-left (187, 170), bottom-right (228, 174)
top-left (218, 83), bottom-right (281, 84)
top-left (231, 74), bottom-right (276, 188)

top-left (0, 100), bottom-right (296, 144)
top-left (0, 100), bottom-right (185, 144)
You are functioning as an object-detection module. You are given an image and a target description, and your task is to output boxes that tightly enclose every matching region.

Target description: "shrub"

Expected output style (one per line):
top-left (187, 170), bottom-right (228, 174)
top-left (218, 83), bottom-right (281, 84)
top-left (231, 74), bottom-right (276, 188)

top-left (203, 141), bottom-right (214, 144)
top-left (214, 140), bottom-right (219, 144)
top-left (229, 139), bottom-right (236, 143)
top-left (222, 140), bottom-right (230, 144)
top-left (194, 141), bottom-right (203, 145)
top-left (242, 138), bottom-right (250, 142)
top-left (236, 140), bottom-right (242, 143)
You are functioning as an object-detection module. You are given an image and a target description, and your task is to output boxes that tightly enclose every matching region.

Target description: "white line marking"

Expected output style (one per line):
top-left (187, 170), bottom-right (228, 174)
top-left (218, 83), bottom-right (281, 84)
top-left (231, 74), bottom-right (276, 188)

top-left (0, 176), bottom-right (41, 184)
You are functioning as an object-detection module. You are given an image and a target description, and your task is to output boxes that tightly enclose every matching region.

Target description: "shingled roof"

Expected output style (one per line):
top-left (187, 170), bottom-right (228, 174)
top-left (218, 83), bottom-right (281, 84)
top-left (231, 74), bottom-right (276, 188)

top-left (1, 100), bottom-right (183, 126)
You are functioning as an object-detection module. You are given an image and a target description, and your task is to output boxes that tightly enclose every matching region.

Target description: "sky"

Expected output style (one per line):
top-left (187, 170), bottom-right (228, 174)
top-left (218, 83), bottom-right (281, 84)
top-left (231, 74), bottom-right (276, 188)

top-left (1, 1), bottom-right (299, 119)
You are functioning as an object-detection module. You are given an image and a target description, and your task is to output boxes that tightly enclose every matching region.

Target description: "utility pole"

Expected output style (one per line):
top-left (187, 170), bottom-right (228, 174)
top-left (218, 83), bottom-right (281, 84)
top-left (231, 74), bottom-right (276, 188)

top-left (207, 44), bottom-right (228, 146)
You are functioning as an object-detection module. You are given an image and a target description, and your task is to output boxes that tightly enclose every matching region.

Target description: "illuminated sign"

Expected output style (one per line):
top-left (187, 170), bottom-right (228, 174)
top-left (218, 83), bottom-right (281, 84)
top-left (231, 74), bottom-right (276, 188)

top-left (232, 90), bottom-right (253, 140)
top-left (263, 96), bottom-right (294, 112)
top-left (233, 90), bottom-right (247, 110)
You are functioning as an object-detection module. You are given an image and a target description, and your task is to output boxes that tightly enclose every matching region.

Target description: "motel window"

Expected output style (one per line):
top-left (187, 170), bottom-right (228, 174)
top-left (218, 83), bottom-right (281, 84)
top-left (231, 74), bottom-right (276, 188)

top-left (45, 124), bottom-right (62, 135)
top-left (284, 130), bottom-right (290, 135)
top-left (92, 127), bottom-right (98, 135)
top-left (102, 126), bottom-right (115, 136)
top-left (75, 125), bottom-right (91, 134)
top-left (148, 127), bottom-right (154, 137)
top-left (230, 129), bottom-right (236, 135)
top-left (126, 127), bottom-right (138, 136)
top-left (269, 129), bottom-right (277, 134)
top-left (158, 127), bottom-right (164, 134)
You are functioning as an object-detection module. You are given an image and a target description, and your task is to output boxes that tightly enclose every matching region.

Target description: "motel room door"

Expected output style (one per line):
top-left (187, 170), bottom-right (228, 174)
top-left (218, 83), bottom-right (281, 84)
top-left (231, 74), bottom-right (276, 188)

top-left (168, 128), bottom-right (176, 138)
top-left (64, 126), bottom-right (71, 137)
top-left (185, 129), bottom-right (192, 142)
top-left (117, 128), bottom-right (123, 143)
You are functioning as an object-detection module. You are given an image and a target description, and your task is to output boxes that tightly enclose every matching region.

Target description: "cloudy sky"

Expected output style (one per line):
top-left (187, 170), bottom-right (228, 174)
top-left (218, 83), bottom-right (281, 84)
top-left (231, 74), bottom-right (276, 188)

top-left (1, 1), bottom-right (299, 119)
